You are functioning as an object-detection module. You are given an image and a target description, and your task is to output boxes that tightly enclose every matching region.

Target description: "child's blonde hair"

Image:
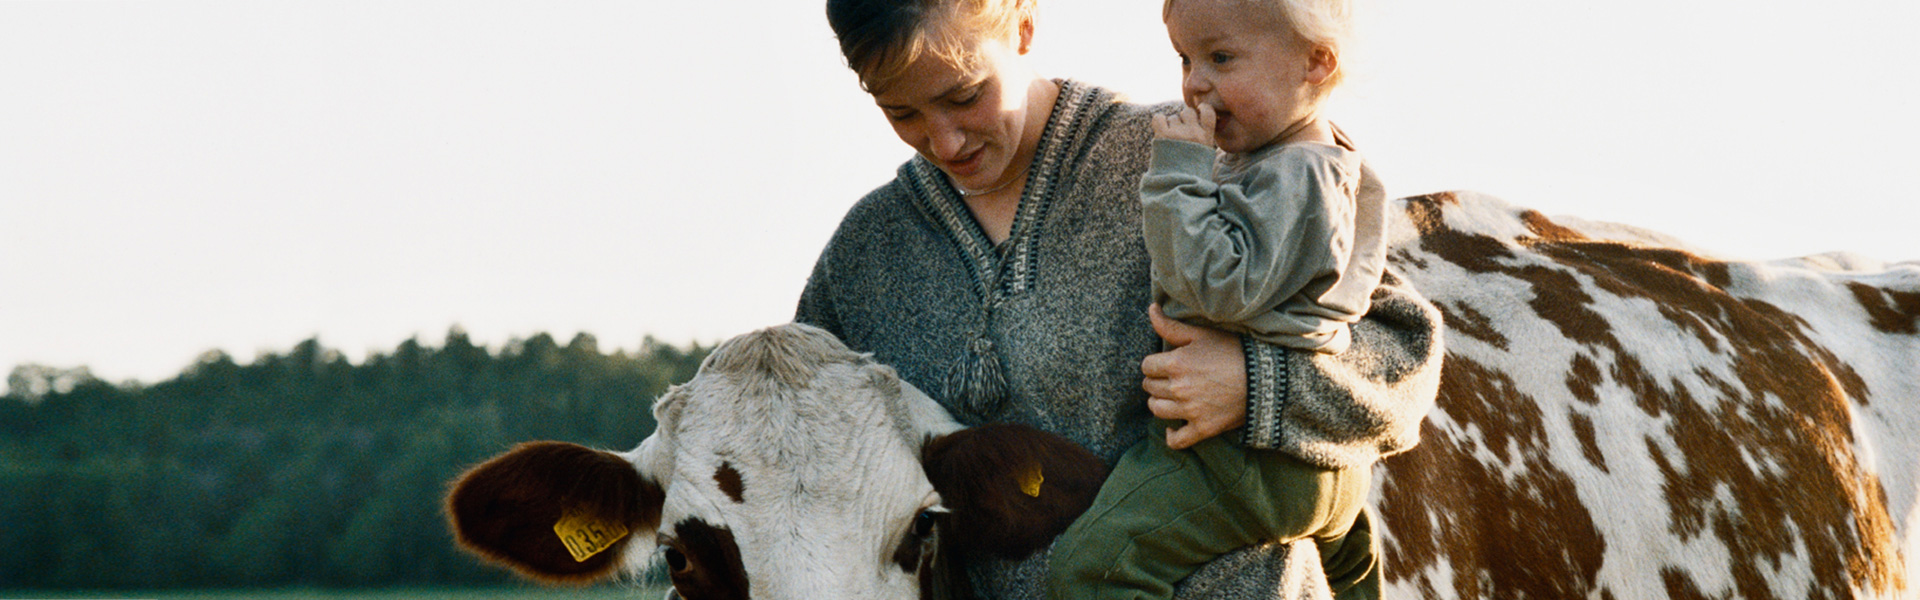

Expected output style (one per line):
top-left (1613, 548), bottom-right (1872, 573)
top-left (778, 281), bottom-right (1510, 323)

top-left (827, 0), bottom-right (1037, 93)
top-left (1164, 0), bottom-right (1353, 90)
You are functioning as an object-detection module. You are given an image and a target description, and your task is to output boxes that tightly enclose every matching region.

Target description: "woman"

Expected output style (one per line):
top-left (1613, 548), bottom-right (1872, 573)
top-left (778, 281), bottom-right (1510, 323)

top-left (796, 0), bottom-right (1442, 597)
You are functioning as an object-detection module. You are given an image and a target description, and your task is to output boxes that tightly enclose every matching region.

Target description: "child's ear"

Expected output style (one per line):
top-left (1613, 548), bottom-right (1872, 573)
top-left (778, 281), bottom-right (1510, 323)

top-left (1307, 45), bottom-right (1339, 86)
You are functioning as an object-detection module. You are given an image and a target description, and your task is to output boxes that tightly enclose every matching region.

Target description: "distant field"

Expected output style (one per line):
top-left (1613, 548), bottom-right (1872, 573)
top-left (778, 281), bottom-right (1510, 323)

top-left (0, 587), bottom-right (669, 600)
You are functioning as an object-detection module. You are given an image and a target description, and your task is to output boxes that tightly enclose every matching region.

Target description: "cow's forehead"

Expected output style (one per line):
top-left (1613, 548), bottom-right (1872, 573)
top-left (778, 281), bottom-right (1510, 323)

top-left (657, 361), bottom-right (934, 514)
top-left (1381, 192), bottom-right (1913, 599)
top-left (642, 326), bottom-right (942, 598)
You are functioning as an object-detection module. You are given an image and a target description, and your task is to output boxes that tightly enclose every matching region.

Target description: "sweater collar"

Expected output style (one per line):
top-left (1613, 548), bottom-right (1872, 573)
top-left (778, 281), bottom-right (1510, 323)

top-left (900, 79), bottom-right (1114, 304)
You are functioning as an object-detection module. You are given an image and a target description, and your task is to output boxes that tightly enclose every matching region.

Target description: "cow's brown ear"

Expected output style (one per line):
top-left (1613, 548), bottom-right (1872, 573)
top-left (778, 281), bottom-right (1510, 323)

top-left (921, 423), bottom-right (1108, 559)
top-left (446, 441), bottom-right (664, 584)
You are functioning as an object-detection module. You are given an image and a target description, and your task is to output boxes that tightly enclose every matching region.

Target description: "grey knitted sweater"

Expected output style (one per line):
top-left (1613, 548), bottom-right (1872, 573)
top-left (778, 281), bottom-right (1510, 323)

top-left (795, 81), bottom-right (1442, 599)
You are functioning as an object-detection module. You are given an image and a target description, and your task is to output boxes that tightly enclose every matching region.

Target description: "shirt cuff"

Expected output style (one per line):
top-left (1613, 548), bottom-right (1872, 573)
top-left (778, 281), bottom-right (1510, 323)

top-left (1241, 336), bottom-right (1290, 450)
top-left (1148, 138), bottom-right (1218, 180)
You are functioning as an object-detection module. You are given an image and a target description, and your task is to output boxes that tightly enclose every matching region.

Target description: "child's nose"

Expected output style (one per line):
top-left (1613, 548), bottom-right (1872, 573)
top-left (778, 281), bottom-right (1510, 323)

top-left (1182, 70), bottom-right (1212, 100)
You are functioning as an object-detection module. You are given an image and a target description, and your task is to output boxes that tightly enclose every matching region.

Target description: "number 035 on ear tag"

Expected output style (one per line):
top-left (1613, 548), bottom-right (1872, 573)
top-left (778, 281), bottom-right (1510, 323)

top-left (553, 506), bottom-right (630, 562)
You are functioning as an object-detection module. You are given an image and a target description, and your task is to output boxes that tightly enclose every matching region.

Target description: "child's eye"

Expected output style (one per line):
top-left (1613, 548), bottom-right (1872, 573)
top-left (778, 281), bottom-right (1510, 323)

top-left (1210, 52), bottom-right (1232, 65)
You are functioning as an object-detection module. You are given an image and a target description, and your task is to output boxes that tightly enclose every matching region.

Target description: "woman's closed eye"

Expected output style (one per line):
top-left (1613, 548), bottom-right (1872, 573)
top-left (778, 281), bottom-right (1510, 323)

top-left (947, 87), bottom-right (983, 107)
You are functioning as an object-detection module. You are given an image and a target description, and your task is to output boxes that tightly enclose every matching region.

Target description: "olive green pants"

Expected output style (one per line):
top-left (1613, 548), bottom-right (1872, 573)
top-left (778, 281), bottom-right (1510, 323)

top-left (1048, 423), bottom-right (1379, 600)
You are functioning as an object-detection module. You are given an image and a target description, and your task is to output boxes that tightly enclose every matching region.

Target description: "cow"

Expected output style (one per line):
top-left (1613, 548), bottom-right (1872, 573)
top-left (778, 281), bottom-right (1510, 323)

top-left (445, 191), bottom-right (1919, 600)
top-left (1376, 192), bottom-right (1918, 600)
top-left (445, 322), bottom-right (1116, 599)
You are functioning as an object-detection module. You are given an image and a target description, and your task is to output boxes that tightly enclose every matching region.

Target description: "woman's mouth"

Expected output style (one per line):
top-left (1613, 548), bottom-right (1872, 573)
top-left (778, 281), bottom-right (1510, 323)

top-left (944, 148), bottom-right (985, 177)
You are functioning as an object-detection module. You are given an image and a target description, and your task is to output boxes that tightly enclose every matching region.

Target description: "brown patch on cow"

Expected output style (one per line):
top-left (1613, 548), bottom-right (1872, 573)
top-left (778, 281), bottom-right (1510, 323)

top-left (665, 518), bottom-right (749, 600)
top-left (1848, 281), bottom-right (1920, 334)
top-left (714, 462), bottom-right (745, 504)
top-left (1698, 261), bottom-right (1734, 290)
top-left (1397, 198), bottom-right (1906, 598)
top-left (446, 441), bottom-right (663, 584)
top-left (920, 423), bottom-right (1107, 559)
top-left (1564, 354), bottom-right (1603, 406)
top-left (1380, 357), bottom-right (1609, 598)
top-left (1519, 210), bottom-right (1588, 243)
top-left (1660, 567), bottom-right (1718, 600)
top-left (1435, 300), bottom-right (1510, 351)
top-left (1391, 247), bottom-right (1431, 271)
top-left (1567, 412), bottom-right (1608, 473)
top-left (1402, 193), bottom-right (1463, 240)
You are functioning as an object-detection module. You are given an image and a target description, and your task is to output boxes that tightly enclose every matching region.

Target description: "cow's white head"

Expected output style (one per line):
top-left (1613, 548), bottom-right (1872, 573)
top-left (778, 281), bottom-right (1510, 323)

top-left (445, 323), bottom-right (1106, 599)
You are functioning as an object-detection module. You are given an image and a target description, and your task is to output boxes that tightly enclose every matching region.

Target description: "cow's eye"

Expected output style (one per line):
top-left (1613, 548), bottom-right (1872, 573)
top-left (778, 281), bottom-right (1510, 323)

top-left (912, 509), bottom-right (938, 538)
top-left (664, 546), bottom-right (690, 573)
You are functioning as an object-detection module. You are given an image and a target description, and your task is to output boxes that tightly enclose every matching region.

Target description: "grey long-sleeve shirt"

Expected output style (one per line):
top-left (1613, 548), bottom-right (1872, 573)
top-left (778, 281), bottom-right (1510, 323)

top-left (1141, 135), bottom-right (1388, 354)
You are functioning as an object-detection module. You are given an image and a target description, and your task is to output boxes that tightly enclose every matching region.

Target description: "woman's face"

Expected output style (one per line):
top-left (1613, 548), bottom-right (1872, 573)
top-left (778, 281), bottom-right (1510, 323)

top-left (867, 21), bottom-right (1045, 194)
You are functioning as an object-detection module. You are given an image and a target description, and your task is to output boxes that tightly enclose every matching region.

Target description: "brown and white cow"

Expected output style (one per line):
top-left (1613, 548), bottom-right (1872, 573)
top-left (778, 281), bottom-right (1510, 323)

top-left (446, 323), bottom-right (1112, 599)
top-left (1378, 192), bottom-right (1918, 600)
top-left (446, 191), bottom-right (1919, 600)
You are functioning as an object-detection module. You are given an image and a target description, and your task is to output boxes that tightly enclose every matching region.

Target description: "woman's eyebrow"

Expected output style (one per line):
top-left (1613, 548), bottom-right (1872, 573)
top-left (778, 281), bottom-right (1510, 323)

top-left (876, 81), bottom-right (980, 110)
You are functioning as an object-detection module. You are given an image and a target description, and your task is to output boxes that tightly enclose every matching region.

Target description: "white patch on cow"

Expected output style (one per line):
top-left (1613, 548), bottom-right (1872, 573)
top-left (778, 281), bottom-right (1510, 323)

top-left (623, 325), bottom-right (964, 600)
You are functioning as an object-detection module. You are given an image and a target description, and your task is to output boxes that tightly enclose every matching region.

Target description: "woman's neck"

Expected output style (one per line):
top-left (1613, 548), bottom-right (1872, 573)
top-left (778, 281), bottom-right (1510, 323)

top-left (963, 77), bottom-right (1059, 245)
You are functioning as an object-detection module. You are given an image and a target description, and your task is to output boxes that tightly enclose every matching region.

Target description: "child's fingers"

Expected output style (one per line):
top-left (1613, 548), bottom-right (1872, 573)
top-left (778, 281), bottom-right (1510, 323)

top-left (1195, 104), bottom-right (1217, 131)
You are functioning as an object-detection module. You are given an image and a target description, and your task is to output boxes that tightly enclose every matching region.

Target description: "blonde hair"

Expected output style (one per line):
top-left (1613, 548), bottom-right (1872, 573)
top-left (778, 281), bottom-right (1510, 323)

top-left (827, 0), bottom-right (1036, 92)
top-left (1164, 0), bottom-right (1354, 90)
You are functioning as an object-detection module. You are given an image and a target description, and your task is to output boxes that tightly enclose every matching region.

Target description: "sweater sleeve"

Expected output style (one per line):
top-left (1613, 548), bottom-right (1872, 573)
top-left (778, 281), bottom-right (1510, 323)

top-left (1239, 272), bottom-right (1444, 467)
top-left (794, 241), bottom-right (842, 338)
top-left (1139, 140), bottom-right (1352, 330)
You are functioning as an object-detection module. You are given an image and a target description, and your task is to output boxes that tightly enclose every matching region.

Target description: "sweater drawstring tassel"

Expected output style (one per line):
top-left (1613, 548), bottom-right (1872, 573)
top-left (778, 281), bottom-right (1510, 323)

top-left (946, 336), bottom-right (1009, 420)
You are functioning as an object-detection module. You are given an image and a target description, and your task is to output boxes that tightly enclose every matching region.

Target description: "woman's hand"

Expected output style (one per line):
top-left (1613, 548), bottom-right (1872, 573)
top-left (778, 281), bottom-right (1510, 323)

top-left (1140, 304), bottom-right (1247, 449)
top-left (1151, 104), bottom-right (1217, 147)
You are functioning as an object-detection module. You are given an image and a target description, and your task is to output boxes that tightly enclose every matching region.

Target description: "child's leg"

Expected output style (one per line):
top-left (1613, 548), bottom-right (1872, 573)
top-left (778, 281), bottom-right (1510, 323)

top-left (1047, 422), bottom-right (1369, 600)
top-left (1316, 505), bottom-right (1381, 600)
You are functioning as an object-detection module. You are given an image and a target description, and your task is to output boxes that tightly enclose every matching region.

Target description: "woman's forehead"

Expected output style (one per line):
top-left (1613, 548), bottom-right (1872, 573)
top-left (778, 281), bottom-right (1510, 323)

top-left (867, 48), bottom-right (991, 105)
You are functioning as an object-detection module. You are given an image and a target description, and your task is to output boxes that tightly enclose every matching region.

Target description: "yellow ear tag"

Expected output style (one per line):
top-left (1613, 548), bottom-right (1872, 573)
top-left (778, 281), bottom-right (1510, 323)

top-left (1018, 463), bottom-right (1044, 498)
top-left (553, 506), bottom-right (630, 563)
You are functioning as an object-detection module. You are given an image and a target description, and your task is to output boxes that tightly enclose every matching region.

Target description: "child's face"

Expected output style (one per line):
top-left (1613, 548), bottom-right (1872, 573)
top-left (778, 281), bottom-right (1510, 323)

top-left (867, 22), bottom-right (1044, 195)
top-left (1165, 0), bottom-right (1329, 153)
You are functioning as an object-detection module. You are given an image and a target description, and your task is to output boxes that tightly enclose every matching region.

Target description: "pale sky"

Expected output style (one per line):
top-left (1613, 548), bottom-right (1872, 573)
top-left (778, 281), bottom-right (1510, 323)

top-left (4, 0), bottom-right (1917, 389)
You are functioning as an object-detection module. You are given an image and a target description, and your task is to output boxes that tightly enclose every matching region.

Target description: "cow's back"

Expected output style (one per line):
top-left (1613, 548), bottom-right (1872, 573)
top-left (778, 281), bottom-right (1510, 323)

top-left (1377, 191), bottom-right (1919, 599)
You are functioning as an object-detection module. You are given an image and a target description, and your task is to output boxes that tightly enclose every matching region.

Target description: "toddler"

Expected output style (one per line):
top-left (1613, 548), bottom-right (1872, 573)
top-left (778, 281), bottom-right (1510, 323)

top-left (1048, 0), bottom-right (1388, 598)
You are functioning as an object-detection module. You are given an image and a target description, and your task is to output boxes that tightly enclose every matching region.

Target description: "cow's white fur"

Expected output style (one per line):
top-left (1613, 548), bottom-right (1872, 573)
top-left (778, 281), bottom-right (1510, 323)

top-left (623, 325), bottom-right (962, 599)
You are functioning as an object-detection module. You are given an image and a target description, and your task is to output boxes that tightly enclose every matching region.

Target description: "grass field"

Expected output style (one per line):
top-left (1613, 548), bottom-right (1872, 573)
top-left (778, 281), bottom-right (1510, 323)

top-left (0, 587), bottom-right (671, 600)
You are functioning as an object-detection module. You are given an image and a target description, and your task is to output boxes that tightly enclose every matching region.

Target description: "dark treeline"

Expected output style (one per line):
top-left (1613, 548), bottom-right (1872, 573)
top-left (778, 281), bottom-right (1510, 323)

top-left (0, 329), bottom-right (707, 590)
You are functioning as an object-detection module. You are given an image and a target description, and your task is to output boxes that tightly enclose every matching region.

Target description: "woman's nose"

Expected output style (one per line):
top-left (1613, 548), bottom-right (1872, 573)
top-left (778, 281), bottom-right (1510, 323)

top-left (925, 115), bottom-right (967, 160)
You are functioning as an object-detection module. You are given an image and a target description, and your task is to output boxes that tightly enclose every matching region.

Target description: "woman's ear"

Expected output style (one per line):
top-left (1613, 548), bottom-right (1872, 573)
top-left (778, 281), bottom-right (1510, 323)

top-left (1017, 13), bottom-right (1036, 54)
